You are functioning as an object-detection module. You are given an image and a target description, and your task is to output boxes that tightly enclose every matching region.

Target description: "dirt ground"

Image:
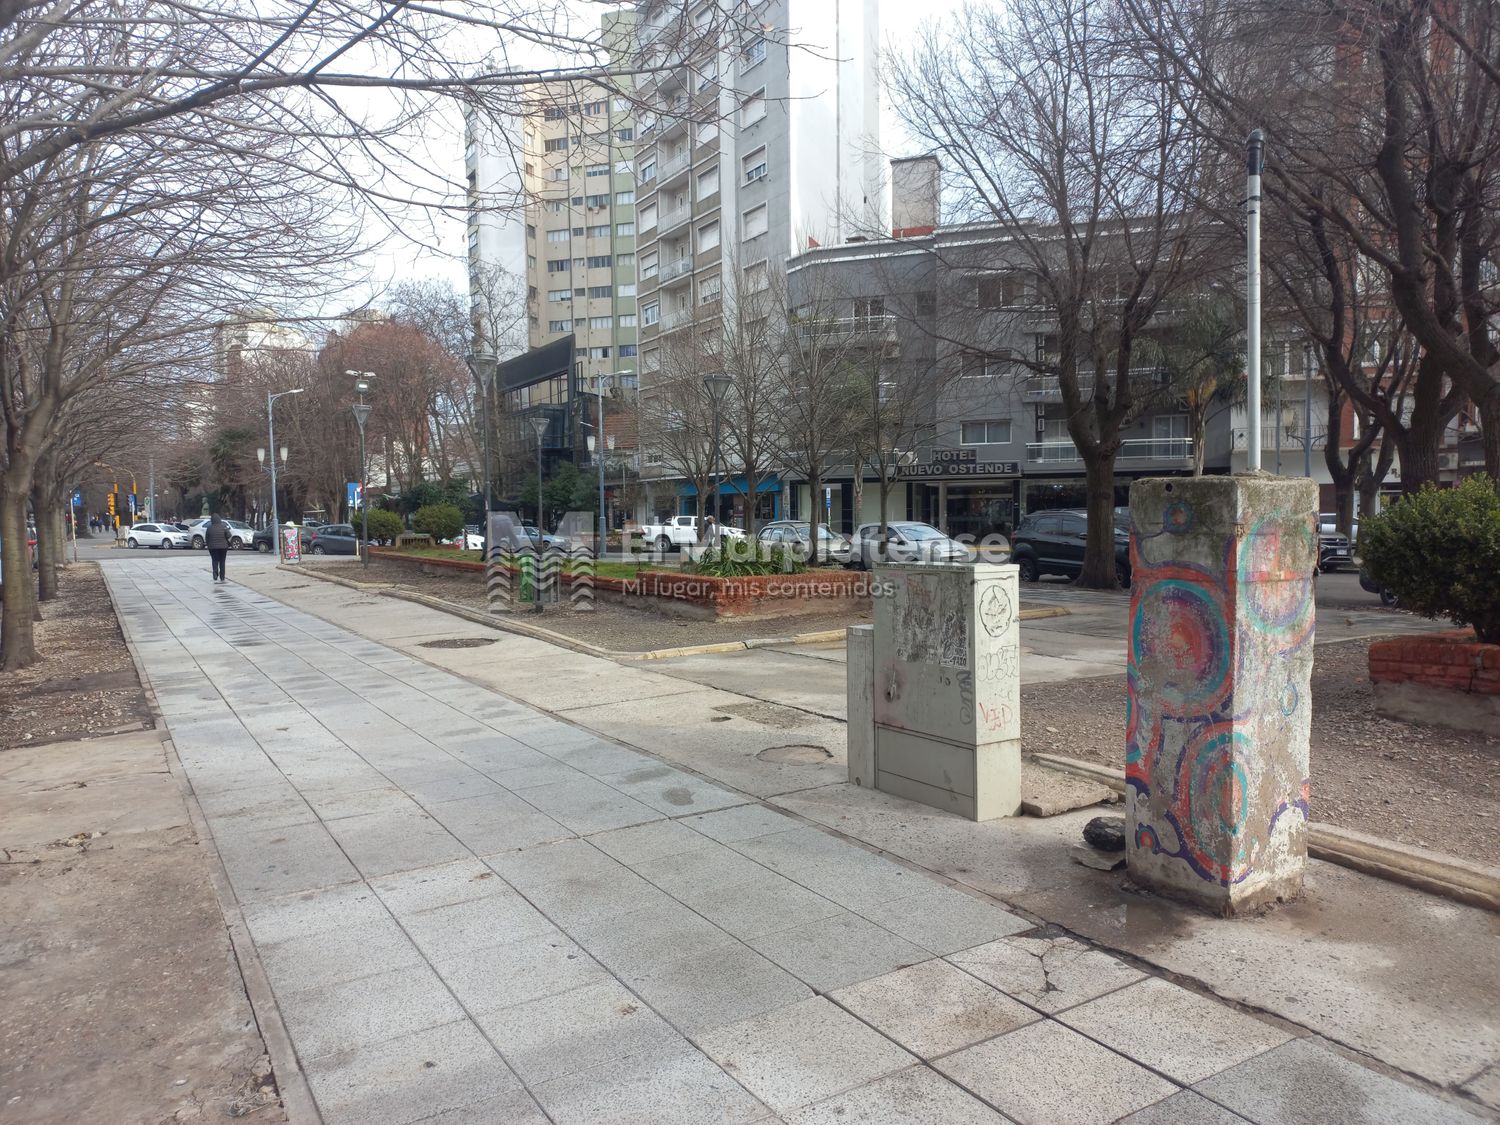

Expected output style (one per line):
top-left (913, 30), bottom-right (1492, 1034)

top-left (343, 556), bottom-right (874, 651)
top-left (0, 565), bottom-right (283, 1124)
top-left (1022, 637), bottom-right (1500, 863)
top-left (0, 563), bottom-right (153, 748)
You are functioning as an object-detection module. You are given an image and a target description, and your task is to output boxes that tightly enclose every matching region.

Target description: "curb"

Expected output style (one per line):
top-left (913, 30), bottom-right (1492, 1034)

top-left (1031, 752), bottom-right (1500, 914)
top-left (102, 573), bottom-right (323, 1125)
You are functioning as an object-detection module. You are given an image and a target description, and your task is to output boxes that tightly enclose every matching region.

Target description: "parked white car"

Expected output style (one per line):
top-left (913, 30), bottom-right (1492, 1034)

top-left (637, 515), bottom-right (746, 552)
top-left (849, 521), bottom-right (980, 569)
top-left (123, 522), bottom-right (192, 549)
top-left (182, 517), bottom-right (255, 549)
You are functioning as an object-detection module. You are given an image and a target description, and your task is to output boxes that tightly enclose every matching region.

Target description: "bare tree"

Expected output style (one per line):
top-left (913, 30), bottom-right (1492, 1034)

top-left (636, 331), bottom-right (720, 540)
top-left (712, 266), bottom-right (785, 536)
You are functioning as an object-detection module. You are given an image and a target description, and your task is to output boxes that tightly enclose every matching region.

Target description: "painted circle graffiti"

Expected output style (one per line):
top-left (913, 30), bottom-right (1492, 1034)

top-left (1237, 517), bottom-right (1315, 640)
top-left (1130, 574), bottom-right (1232, 717)
top-left (1172, 722), bottom-right (1253, 884)
top-left (1162, 500), bottom-right (1195, 535)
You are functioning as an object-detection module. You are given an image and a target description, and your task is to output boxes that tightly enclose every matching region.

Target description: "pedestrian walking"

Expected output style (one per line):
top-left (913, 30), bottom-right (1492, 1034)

top-left (206, 513), bottom-right (230, 582)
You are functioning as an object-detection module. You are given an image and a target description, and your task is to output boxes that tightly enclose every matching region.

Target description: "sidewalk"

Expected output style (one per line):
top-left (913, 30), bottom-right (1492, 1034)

top-left (105, 557), bottom-right (1496, 1123)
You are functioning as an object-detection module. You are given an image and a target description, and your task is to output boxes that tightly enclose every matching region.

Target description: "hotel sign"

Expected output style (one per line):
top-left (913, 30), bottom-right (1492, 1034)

top-left (899, 448), bottom-right (1019, 479)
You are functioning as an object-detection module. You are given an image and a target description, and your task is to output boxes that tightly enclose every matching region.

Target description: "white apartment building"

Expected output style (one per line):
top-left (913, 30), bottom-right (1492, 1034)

top-left (631, 0), bottom-right (884, 382)
top-left (464, 13), bottom-right (641, 394)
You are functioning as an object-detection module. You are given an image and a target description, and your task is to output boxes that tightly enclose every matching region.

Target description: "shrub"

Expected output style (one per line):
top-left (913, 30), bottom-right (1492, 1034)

top-left (411, 503), bottom-right (464, 542)
top-left (362, 508), bottom-right (404, 543)
top-left (1360, 475), bottom-right (1500, 643)
top-left (687, 542), bottom-right (808, 578)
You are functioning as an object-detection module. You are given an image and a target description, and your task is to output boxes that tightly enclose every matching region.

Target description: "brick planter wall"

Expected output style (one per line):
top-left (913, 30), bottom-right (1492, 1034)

top-left (1368, 631), bottom-right (1500, 734)
top-left (367, 549), bottom-right (876, 619)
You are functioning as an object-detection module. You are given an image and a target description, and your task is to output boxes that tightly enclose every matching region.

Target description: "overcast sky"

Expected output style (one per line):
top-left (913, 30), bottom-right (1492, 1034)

top-left (347, 0), bottom-right (962, 308)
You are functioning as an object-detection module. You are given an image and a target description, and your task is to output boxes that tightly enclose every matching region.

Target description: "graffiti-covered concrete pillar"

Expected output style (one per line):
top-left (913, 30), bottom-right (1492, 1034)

top-left (1127, 475), bottom-right (1318, 915)
top-left (872, 562), bottom-right (1022, 820)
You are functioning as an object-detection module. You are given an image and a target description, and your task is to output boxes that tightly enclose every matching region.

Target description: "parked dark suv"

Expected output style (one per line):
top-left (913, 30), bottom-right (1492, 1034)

top-left (1011, 508), bottom-right (1132, 586)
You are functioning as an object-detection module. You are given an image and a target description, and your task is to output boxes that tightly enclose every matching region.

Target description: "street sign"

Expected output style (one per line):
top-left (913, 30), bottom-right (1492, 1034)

top-left (346, 481), bottom-right (362, 511)
top-left (71, 488), bottom-right (83, 508)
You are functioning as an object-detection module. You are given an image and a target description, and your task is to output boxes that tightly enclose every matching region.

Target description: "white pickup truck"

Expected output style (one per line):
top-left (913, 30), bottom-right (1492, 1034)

top-left (637, 515), bottom-right (745, 552)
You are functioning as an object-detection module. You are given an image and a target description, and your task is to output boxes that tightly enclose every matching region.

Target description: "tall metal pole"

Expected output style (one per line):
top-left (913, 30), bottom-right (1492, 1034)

top-left (597, 376), bottom-right (607, 557)
top-left (1246, 129), bottom-right (1265, 472)
top-left (481, 376), bottom-right (493, 552)
top-left (147, 455), bottom-right (155, 522)
top-left (356, 415), bottom-right (369, 570)
top-left (1276, 349), bottom-right (1283, 474)
top-left (267, 391), bottom-right (280, 553)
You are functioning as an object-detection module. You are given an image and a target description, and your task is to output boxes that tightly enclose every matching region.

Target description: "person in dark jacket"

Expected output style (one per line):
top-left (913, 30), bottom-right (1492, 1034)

top-left (205, 514), bottom-right (230, 582)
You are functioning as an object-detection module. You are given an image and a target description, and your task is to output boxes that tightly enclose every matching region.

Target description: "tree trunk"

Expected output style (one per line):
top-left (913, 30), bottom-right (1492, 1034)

top-left (32, 485), bottom-right (58, 601)
top-left (1479, 384), bottom-right (1500, 484)
top-left (807, 470), bottom-right (823, 567)
top-left (850, 473), bottom-right (864, 535)
top-left (1189, 404), bottom-right (1207, 476)
top-left (1399, 351), bottom-right (1448, 493)
top-left (1079, 453), bottom-right (1120, 589)
top-left (1, 484), bottom-right (38, 669)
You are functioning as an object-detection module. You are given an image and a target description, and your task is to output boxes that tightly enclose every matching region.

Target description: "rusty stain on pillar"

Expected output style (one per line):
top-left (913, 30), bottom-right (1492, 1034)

top-left (1126, 474), bottom-right (1317, 915)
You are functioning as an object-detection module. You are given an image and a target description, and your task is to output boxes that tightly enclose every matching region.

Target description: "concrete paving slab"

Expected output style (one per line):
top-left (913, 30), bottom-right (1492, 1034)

top-left (323, 808), bottom-right (470, 878)
top-left (947, 933), bottom-right (1145, 1013)
top-left (729, 827), bottom-right (935, 912)
top-left (214, 820), bottom-right (363, 903)
top-left (935, 1018), bottom-right (1179, 1125)
top-left (696, 995), bottom-right (916, 1114)
top-left (617, 942), bottom-right (813, 1036)
top-left (784, 1065), bottom-right (1009, 1125)
top-left (1194, 1037), bottom-right (1484, 1124)
top-left (275, 961), bottom-right (467, 1061)
top-left (304, 785), bottom-right (423, 822)
top-left (257, 915), bottom-right (424, 994)
top-left (530, 1041), bottom-right (767, 1125)
top-left (590, 819), bottom-right (716, 866)
top-left (424, 793), bottom-right (574, 855)
top-left (1463, 1065), bottom-right (1500, 1113)
top-left (748, 912), bottom-right (930, 992)
top-left (241, 882), bottom-right (390, 946)
top-left (399, 890), bottom-right (558, 959)
top-left (485, 761), bottom-right (586, 791)
top-left (1059, 976), bottom-right (1296, 1085)
top-left (595, 761), bottom-right (749, 817)
top-left (300, 1018), bottom-right (529, 1125)
top-left (426, 932), bottom-right (608, 1014)
top-left (676, 871), bottom-right (846, 941)
top-left (1117, 1090), bottom-right (1251, 1124)
top-left (852, 884), bottom-right (1033, 956)
top-left (486, 836), bottom-right (623, 891)
top-left (472, 979), bottom-right (685, 1086)
top-left (516, 776), bottom-right (665, 834)
top-left (831, 958), bottom-right (1038, 1059)
top-left (570, 899), bottom-right (740, 972)
top-left (681, 803), bottom-right (802, 843)
top-left (632, 840), bottom-right (774, 898)
top-left (521, 866), bottom-right (682, 931)
top-left (370, 860), bottom-right (512, 916)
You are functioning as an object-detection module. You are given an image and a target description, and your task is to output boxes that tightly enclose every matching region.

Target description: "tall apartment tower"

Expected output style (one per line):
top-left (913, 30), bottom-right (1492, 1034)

top-left (632, 0), bottom-right (883, 378)
top-left (464, 12), bottom-right (641, 392)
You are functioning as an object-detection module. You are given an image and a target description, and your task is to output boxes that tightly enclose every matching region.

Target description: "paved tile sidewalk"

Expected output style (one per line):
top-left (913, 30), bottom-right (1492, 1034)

top-left (105, 562), bottom-right (1484, 1124)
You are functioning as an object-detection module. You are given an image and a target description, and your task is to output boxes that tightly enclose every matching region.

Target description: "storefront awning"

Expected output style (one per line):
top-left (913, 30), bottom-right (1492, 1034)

top-left (679, 476), bottom-right (781, 496)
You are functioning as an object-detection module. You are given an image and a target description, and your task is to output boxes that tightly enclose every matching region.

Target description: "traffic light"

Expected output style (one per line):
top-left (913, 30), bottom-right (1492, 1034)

top-left (107, 492), bottom-right (116, 518)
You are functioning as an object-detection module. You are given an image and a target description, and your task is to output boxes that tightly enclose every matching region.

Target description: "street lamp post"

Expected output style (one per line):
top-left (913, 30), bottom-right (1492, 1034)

top-left (464, 353), bottom-right (498, 559)
top-left (1246, 129), bottom-right (1265, 473)
top-left (256, 445), bottom-right (288, 534)
top-left (266, 388), bottom-right (305, 559)
top-left (703, 373), bottom-right (732, 541)
top-left (528, 413), bottom-right (550, 613)
top-left (351, 375), bottom-right (373, 571)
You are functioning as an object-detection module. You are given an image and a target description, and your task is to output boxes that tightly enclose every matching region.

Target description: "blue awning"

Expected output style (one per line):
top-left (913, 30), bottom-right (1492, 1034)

top-left (679, 476), bottom-right (782, 497)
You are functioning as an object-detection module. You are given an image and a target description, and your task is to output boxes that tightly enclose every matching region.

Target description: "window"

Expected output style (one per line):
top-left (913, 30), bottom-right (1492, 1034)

top-left (615, 190), bottom-right (635, 205)
top-left (853, 296), bottom-right (885, 320)
top-left (467, 230), bottom-right (479, 250)
top-left (548, 319), bottom-right (572, 333)
top-left (618, 314), bottom-right (638, 328)
top-left (961, 419), bottom-right (1012, 445)
top-left (616, 222), bottom-right (636, 237)
top-left (743, 260), bottom-right (768, 293)
top-left (574, 287), bottom-right (586, 297)
top-left (525, 224), bottom-right (536, 240)
top-left (977, 272), bottom-right (1028, 309)
top-left (615, 159), bottom-right (632, 175)
top-left (1153, 414), bottom-right (1189, 438)
top-left (619, 282), bottom-right (637, 297)
top-left (588, 285), bottom-right (613, 298)
top-left (584, 162), bottom-right (607, 178)
top-left (544, 137), bottom-right (568, 152)
top-left (643, 302), bottom-right (660, 326)
top-left (696, 163), bottom-right (719, 199)
top-left (641, 250), bottom-right (659, 278)
top-left (572, 196), bottom-right (583, 206)
top-left (742, 146), bottom-right (767, 183)
top-left (640, 159), bottom-right (658, 183)
top-left (543, 105), bottom-right (567, 120)
top-left (742, 203), bottom-right (768, 240)
top-left (589, 316), bottom-right (613, 329)
top-left (616, 252), bottom-right (636, 270)
top-left (573, 257), bottom-right (585, 269)
top-left (587, 255), bottom-right (613, 268)
top-left (616, 127), bottom-right (635, 142)
top-left (742, 37), bottom-right (767, 66)
top-left (548, 288), bottom-right (571, 302)
top-left (697, 219), bottom-right (720, 252)
top-left (740, 88), bottom-right (766, 127)
top-left (589, 346), bottom-right (611, 359)
top-left (916, 292), bottom-right (937, 316)
top-left (545, 200), bottom-right (566, 213)
top-left (642, 347), bottom-right (659, 371)
top-left (587, 224), bottom-right (610, 238)
top-left (639, 203), bottom-right (658, 231)
top-left (547, 259), bottom-right (569, 272)
top-left (699, 274), bottom-right (722, 305)
top-left (548, 167), bottom-right (568, 181)
top-left (526, 254), bottom-right (537, 269)
top-left (585, 193), bottom-right (610, 208)
top-left (546, 229), bottom-right (569, 242)
top-left (573, 226), bottom-right (584, 236)
top-left (583, 100), bottom-right (605, 115)
top-left (960, 350), bottom-right (1011, 378)
top-left (619, 344), bottom-right (639, 358)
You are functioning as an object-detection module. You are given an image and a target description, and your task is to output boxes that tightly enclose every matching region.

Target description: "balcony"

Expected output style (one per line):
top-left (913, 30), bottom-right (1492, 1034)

top-left (658, 258), bottom-right (694, 286)
top-left (657, 150), bottom-right (692, 184)
top-left (657, 203), bottom-right (692, 235)
top-left (793, 314), bottom-right (898, 343)
top-left (1021, 367), bottom-right (1171, 401)
top-left (661, 307), bottom-right (696, 332)
top-left (1026, 438), bottom-right (1195, 464)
